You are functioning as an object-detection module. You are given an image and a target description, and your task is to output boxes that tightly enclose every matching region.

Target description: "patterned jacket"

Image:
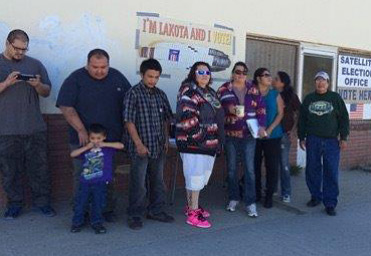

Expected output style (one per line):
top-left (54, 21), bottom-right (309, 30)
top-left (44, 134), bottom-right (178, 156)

top-left (175, 82), bottom-right (225, 156)
top-left (217, 81), bottom-right (266, 138)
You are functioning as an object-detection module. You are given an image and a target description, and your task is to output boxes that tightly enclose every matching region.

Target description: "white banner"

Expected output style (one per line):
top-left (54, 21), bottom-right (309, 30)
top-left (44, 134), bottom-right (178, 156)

top-left (338, 55), bottom-right (371, 89)
top-left (136, 15), bottom-right (235, 81)
top-left (337, 54), bottom-right (371, 120)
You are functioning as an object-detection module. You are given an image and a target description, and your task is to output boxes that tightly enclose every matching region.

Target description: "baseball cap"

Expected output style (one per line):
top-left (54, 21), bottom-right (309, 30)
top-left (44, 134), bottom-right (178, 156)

top-left (314, 71), bottom-right (330, 80)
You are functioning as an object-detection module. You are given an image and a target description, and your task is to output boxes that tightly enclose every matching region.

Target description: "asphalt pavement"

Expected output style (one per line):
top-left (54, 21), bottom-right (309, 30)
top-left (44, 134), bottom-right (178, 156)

top-left (1, 169), bottom-right (371, 256)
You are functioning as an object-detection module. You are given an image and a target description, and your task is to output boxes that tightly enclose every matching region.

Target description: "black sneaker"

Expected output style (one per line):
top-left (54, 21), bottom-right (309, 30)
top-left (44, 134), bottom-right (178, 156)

top-left (325, 207), bottom-right (337, 216)
top-left (256, 192), bottom-right (262, 203)
top-left (83, 212), bottom-right (90, 226)
top-left (147, 212), bottom-right (175, 223)
top-left (128, 217), bottom-right (143, 230)
top-left (70, 224), bottom-right (83, 233)
top-left (306, 198), bottom-right (321, 207)
top-left (103, 211), bottom-right (115, 223)
top-left (92, 223), bottom-right (107, 234)
top-left (263, 198), bottom-right (273, 208)
top-left (39, 205), bottom-right (56, 217)
top-left (4, 206), bottom-right (22, 220)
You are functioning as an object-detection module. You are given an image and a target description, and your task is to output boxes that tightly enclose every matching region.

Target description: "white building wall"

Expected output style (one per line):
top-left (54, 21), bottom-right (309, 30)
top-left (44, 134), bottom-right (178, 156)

top-left (0, 0), bottom-right (370, 113)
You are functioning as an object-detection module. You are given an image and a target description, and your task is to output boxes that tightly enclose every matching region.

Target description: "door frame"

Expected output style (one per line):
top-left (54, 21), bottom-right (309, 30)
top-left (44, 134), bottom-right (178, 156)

top-left (297, 43), bottom-right (338, 101)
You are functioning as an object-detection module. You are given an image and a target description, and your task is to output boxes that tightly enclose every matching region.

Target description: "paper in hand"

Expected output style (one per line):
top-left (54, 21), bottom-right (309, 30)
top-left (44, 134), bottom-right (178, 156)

top-left (246, 118), bottom-right (259, 139)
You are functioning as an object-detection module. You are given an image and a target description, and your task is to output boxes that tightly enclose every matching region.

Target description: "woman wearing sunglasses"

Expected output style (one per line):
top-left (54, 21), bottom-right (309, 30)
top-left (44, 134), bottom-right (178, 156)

top-left (272, 71), bottom-right (301, 203)
top-left (217, 62), bottom-right (266, 217)
top-left (253, 68), bottom-right (284, 208)
top-left (176, 61), bottom-right (224, 228)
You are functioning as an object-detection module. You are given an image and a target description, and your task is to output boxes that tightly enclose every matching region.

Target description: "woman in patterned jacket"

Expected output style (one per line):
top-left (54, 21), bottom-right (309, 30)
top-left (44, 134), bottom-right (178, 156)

top-left (176, 61), bottom-right (224, 228)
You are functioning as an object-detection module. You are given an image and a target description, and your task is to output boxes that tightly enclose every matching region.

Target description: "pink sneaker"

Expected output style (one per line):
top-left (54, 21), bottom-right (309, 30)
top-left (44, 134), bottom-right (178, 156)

top-left (186, 209), bottom-right (211, 228)
top-left (184, 206), bottom-right (210, 218)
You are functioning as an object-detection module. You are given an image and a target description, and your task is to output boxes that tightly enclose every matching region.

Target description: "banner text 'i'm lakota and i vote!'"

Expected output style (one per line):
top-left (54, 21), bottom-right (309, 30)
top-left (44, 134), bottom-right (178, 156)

top-left (141, 18), bottom-right (232, 46)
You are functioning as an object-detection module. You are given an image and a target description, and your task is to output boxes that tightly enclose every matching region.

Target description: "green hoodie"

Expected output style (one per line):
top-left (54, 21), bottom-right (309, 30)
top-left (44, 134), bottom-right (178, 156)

top-left (298, 91), bottom-right (349, 141)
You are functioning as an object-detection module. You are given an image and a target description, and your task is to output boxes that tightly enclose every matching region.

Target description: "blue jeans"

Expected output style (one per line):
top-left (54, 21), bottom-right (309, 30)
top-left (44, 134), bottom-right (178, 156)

top-left (280, 133), bottom-right (291, 197)
top-left (72, 182), bottom-right (107, 226)
top-left (127, 151), bottom-right (166, 218)
top-left (306, 135), bottom-right (340, 208)
top-left (225, 136), bottom-right (256, 206)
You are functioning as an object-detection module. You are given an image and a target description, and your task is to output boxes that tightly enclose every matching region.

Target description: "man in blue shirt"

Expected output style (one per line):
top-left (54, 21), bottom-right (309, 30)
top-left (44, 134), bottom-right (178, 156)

top-left (56, 49), bottom-right (131, 221)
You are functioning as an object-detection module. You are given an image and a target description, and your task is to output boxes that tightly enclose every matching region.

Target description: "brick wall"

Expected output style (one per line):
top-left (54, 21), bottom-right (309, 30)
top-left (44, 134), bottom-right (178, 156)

top-left (0, 115), bottom-right (369, 208)
top-left (340, 121), bottom-right (371, 168)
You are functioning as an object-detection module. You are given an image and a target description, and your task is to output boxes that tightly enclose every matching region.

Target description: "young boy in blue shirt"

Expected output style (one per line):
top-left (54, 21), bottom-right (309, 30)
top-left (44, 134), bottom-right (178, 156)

top-left (70, 124), bottom-right (123, 234)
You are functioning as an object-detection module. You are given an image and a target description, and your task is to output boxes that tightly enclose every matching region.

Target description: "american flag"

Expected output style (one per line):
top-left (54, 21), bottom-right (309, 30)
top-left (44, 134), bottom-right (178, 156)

top-left (349, 103), bottom-right (364, 119)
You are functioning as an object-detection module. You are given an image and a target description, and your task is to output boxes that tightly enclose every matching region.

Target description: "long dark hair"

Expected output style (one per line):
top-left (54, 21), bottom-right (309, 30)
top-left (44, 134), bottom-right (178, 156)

top-left (277, 71), bottom-right (294, 106)
top-left (182, 61), bottom-right (212, 87)
top-left (253, 67), bottom-right (269, 85)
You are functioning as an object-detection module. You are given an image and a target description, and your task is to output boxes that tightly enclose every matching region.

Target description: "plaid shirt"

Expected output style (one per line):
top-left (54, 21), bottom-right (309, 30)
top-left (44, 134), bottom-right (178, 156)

top-left (123, 82), bottom-right (172, 158)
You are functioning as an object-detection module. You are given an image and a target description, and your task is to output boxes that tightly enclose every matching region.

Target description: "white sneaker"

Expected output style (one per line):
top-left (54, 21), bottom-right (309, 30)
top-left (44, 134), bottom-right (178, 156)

top-left (246, 203), bottom-right (258, 217)
top-left (226, 200), bottom-right (239, 212)
top-left (282, 195), bottom-right (291, 203)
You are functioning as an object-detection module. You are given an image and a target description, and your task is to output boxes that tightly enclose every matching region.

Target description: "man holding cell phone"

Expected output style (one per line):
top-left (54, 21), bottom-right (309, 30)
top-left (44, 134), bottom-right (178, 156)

top-left (0, 29), bottom-right (55, 219)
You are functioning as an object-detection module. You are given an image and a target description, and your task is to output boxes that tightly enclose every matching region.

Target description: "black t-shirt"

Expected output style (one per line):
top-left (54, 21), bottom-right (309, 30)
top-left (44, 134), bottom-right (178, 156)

top-left (56, 67), bottom-right (131, 144)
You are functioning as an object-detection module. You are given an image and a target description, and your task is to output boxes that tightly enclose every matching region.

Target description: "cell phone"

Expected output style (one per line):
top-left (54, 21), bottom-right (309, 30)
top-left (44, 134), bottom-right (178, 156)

top-left (17, 74), bottom-right (37, 81)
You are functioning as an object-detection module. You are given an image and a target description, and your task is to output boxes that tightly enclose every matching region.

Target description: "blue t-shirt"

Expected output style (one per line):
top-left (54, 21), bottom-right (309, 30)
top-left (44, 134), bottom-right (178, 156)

top-left (56, 67), bottom-right (131, 144)
top-left (263, 89), bottom-right (283, 139)
top-left (80, 147), bottom-right (116, 184)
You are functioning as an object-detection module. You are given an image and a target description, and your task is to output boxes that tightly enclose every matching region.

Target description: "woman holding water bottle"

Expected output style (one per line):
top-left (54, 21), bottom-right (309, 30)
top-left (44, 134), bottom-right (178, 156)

top-left (217, 62), bottom-right (266, 217)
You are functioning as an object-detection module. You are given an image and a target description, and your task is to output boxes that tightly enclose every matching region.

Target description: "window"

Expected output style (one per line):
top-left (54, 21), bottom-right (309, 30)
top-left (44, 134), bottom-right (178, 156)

top-left (302, 55), bottom-right (333, 98)
top-left (297, 43), bottom-right (338, 100)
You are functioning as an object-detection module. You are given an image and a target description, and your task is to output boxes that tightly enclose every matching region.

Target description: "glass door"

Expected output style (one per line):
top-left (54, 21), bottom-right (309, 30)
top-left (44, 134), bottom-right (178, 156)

top-left (301, 55), bottom-right (333, 98)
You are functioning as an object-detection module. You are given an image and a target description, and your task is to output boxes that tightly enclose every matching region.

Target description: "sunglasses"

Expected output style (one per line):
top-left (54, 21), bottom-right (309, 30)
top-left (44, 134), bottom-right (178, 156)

top-left (234, 70), bottom-right (248, 75)
top-left (196, 70), bottom-right (211, 76)
top-left (10, 42), bottom-right (28, 52)
top-left (260, 73), bottom-right (271, 78)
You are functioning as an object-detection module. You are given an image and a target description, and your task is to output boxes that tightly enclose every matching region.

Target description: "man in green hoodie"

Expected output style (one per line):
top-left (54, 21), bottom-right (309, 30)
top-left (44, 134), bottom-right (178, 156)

top-left (298, 71), bottom-right (349, 216)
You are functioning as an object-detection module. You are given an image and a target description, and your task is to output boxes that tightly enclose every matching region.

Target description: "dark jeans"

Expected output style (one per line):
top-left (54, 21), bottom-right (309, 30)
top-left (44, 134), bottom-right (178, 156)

top-left (280, 133), bottom-right (291, 197)
top-left (72, 182), bottom-right (107, 226)
top-left (127, 151), bottom-right (166, 218)
top-left (0, 132), bottom-right (51, 208)
top-left (306, 135), bottom-right (340, 208)
top-left (255, 138), bottom-right (281, 200)
top-left (225, 136), bottom-right (256, 205)
top-left (70, 144), bottom-right (117, 213)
